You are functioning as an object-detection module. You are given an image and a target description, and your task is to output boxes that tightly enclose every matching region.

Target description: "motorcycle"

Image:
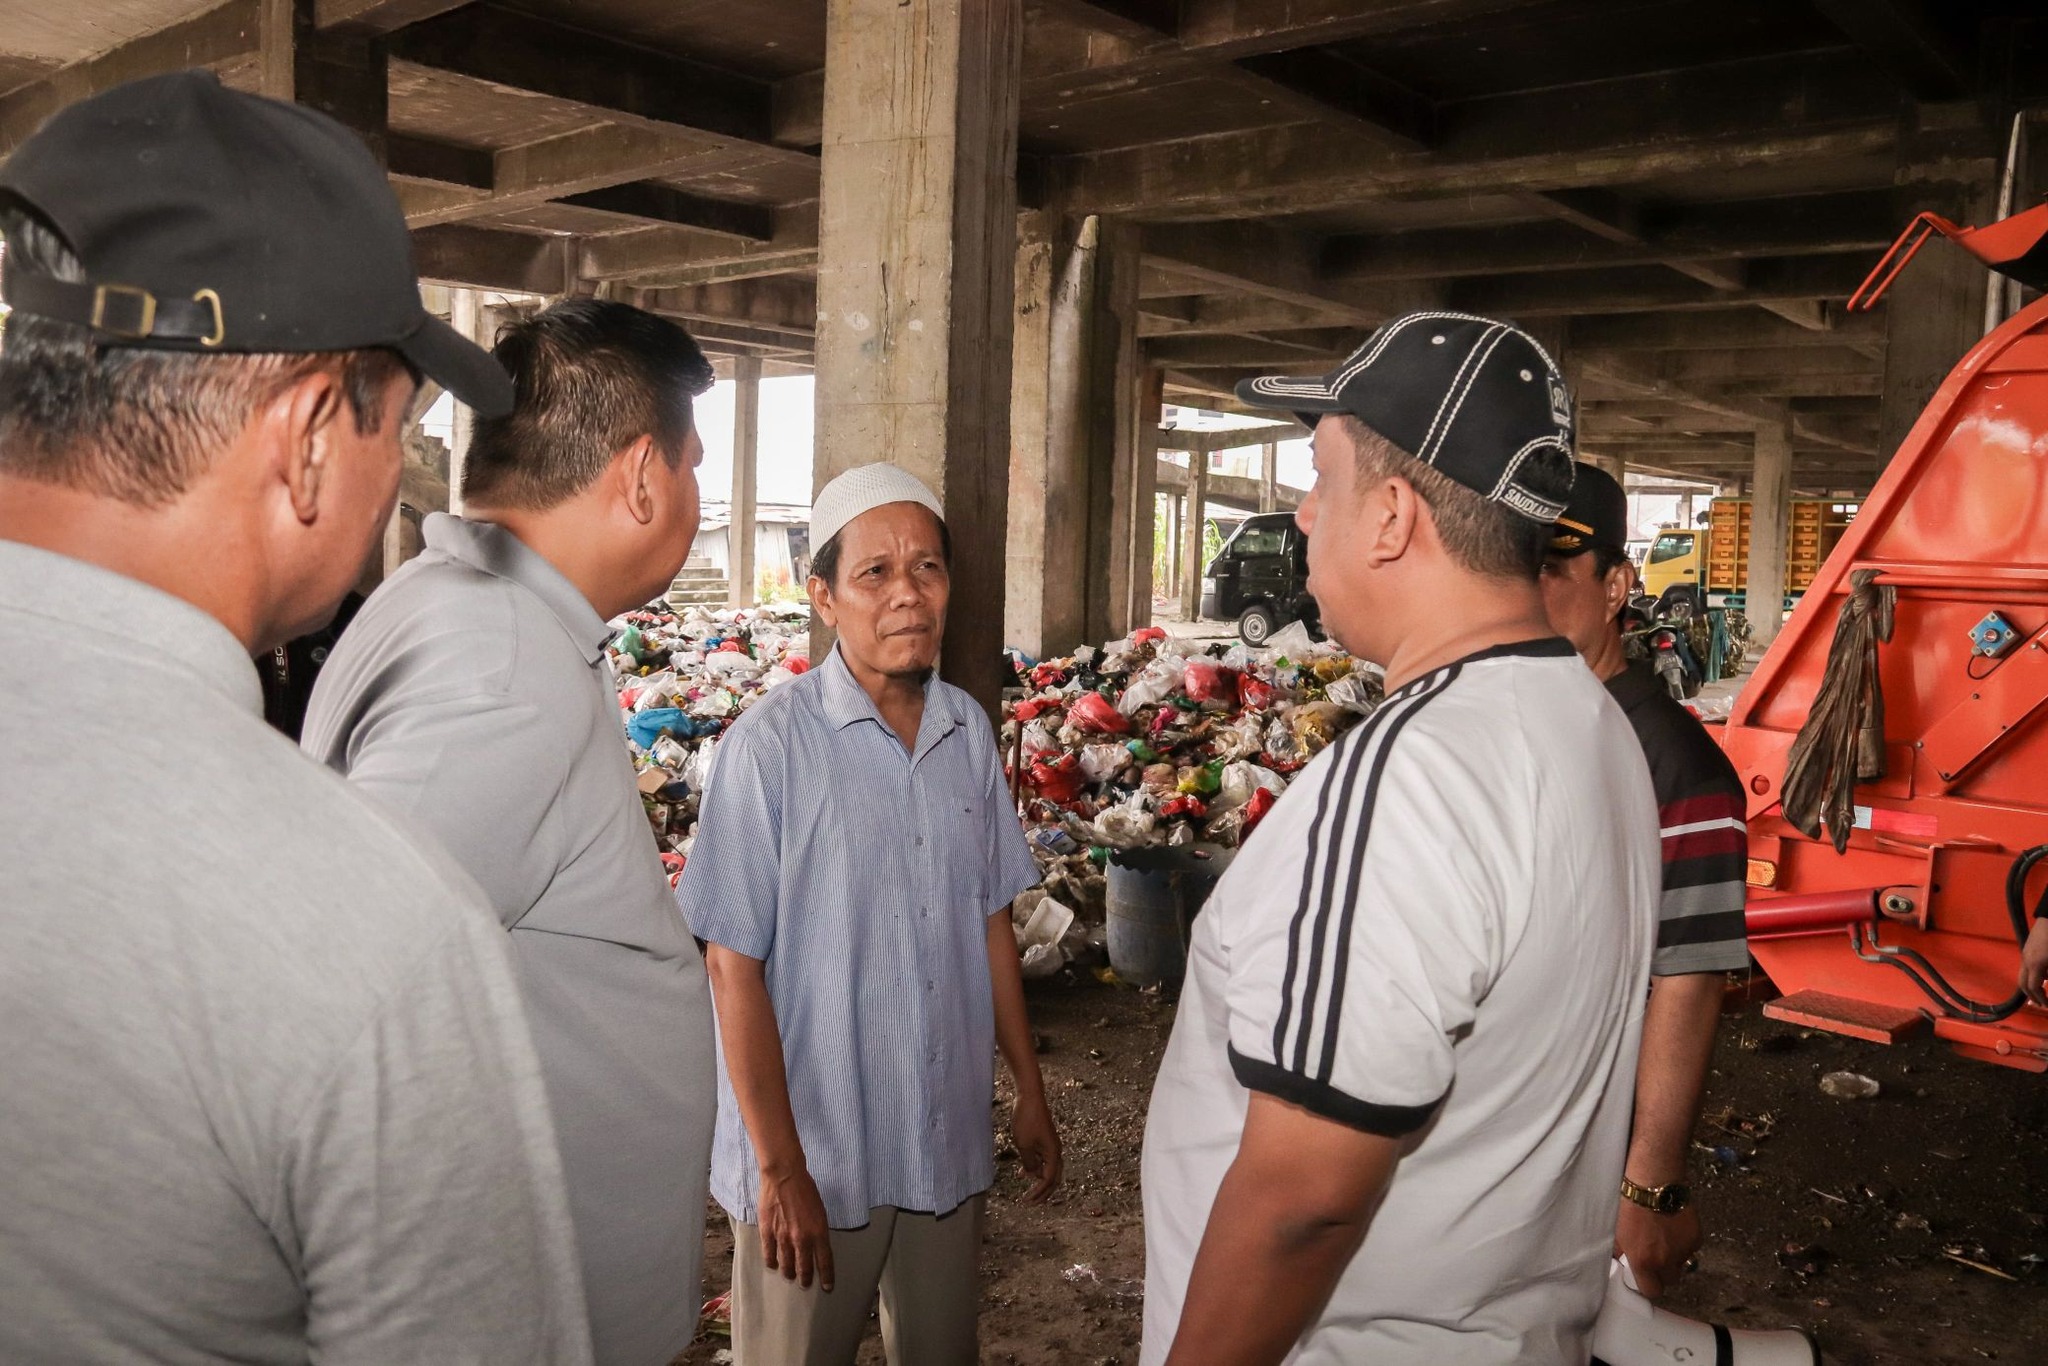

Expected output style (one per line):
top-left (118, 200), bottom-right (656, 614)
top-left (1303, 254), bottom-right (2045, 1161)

top-left (1624, 593), bottom-right (1704, 700)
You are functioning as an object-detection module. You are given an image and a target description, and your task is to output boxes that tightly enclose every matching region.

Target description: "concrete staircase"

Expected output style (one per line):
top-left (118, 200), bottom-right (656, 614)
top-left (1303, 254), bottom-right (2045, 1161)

top-left (665, 555), bottom-right (730, 609)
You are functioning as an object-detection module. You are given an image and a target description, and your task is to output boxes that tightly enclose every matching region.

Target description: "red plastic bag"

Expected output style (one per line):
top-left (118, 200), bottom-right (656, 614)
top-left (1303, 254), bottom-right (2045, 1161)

top-left (1028, 752), bottom-right (1086, 802)
top-left (786, 657), bottom-right (810, 675)
top-left (1183, 659), bottom-right (1240, 706)
top-left (1149, 705), bottom-right (1182, 738)
top-left (1241, 787), bottom-right (1278, 838)
top-left (1132, 626), bottom-right (1167, 647)
top-left (1066, 691), bottom-right (1130, 734)
top-left (1012, 697), bottom-right (1055, 722)
top-left (1238, 674), bottom-right (1277, 710)
top-left (1029, 662), bottom-right (1072, 691)
top-left (1160, 795), bottom-right (1209, 820)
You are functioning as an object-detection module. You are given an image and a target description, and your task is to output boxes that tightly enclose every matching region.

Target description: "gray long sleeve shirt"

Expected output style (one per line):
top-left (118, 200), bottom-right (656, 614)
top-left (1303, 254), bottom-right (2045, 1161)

top-left (0, 538), bottom-right (592, 1366)
top-left (303, 514), bottom-right (716, 1366)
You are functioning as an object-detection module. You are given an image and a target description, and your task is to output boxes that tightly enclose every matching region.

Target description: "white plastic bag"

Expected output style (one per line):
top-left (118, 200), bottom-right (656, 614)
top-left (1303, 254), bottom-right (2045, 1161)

top-left (1117, 656), bottom-right (1182, 714)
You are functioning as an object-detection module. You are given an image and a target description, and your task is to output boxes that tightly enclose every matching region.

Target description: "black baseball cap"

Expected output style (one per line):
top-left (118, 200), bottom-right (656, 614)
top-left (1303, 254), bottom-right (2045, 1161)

top-left (0, 70), bottom-right (512, 417)
top-left (1547, 462), bottom-right (1629, 557)
top-left (1236, 312), bottom-right (1576, 522)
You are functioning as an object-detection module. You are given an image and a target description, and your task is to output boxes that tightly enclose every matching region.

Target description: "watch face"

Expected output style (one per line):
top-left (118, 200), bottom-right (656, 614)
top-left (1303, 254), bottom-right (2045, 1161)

top-left (1656, 1184), bottom-right (1691, 1214)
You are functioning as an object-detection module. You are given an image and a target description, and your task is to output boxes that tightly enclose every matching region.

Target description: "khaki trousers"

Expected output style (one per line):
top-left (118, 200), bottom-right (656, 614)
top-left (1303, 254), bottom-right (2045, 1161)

top-left (729, 1197), bottom-right (985, 1366)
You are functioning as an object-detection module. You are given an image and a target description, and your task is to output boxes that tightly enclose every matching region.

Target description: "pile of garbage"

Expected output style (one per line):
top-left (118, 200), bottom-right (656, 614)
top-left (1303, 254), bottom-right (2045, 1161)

top-left (606, 602), bottom-right (811, 879)
top-left (1002, 621), bottom-right (1384, 952)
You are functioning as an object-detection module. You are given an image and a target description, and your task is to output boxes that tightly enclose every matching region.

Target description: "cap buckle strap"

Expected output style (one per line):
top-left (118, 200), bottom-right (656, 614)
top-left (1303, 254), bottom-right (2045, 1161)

top-left (192, 288), bottom-right (225, 347)
top-left (89, 283), bottom-right (157, 339)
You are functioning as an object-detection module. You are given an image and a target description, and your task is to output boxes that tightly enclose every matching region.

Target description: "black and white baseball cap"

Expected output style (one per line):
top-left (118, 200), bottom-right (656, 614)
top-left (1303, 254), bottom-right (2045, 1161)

top-left (1236, 312), bottom-right (1577, 522)
top-left (0, 70), bottom-right (512, 417)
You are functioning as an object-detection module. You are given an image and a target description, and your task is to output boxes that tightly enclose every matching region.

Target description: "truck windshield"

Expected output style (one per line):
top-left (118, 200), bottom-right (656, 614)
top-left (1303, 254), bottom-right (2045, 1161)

top-left (1229, 525), bottom-right (1288, 557)
top-left (1648, 533), bottom-right (1694, 564)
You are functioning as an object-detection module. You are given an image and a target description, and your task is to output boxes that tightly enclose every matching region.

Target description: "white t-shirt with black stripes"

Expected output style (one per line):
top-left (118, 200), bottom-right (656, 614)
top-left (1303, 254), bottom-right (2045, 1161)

top-left (1140, 638), bottom-right (1660, 1366)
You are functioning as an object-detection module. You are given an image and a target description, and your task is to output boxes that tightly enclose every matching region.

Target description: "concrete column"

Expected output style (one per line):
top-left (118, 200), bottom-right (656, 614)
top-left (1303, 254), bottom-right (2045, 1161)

top-left (1163, 493), bottom-right (1181, 598)
top-left (729, 354), bottom-right (762, 606)
top-left (446, 288), bottom-right (482, 513)
top-left (1111, 367), bottom-right (1165, 636)
top-left (1005, 212), bottom-right (1058, 657)
top-left (1877, 109), bottom-right (1999, 472)
top-left (811, 0), bottom-right (1022, 710)
top-left (1585, 450), bottom-right (1626, 483)
top-left (1180, 456), bottom-right (1208, 623)
top-left (1259, 442), bottom-right (1279, 513)
top-left (1004, 212), bottom-right (1138, 657)
top-left (1747, 422), bottom-right (1793, 647)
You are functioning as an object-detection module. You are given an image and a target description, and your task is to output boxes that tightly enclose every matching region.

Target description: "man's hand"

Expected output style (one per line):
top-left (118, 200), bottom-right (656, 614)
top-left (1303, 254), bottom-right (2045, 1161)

top-left (2020, 915), bottom-right (2048, 1008)
top-left (1012, 1092), bottom-right (1063, 1202)
top-left (1614, 1200), bottom-right (1701, 1299)
top-left (757, 1166), bottom-right (835, 1291)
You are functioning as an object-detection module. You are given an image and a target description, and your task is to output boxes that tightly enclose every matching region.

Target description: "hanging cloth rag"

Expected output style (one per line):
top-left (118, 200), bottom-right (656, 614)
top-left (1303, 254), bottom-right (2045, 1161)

top-left (1780, 569), bottom-right (1895, 853)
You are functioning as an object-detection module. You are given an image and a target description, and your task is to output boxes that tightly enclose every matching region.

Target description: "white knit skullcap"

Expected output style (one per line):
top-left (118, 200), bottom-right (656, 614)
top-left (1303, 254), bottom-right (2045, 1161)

top-left (808, 463), bottom-right (945, 551)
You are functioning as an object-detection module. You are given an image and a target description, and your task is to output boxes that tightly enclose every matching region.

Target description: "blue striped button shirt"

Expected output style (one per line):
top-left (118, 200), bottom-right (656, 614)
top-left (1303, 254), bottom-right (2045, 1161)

top-left (677, 647), bottom-right (1041, 1228)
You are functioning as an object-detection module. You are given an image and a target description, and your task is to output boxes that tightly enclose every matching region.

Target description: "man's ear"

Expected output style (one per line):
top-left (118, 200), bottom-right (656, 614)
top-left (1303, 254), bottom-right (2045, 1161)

top-left (1604, 560), bottom-right (1636, 623)
top-left (1362, 475), bottom-right (1420, 569)
top-left (807, 573), bottom-right (838, 629)
top-left (273, 370), bottom-right (347, 526)
top-left (617, 434), bottom-right (661, 526)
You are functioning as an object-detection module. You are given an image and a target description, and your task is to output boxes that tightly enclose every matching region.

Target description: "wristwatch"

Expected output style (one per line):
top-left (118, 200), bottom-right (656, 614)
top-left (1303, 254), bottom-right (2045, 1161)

top-left (1619, 1176), bottom-right (1692, 1215)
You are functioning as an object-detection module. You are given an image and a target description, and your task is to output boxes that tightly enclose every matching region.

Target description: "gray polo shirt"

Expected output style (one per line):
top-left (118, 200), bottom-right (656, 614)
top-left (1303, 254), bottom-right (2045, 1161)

top-left (304, 513), bottom-right (716, 1366)
top-left (0, 538), bottom-right (591, 1366)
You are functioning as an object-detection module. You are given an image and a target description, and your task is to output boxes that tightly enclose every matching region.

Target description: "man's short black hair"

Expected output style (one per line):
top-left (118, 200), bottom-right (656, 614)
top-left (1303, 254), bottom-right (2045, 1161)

top-left (809, 512), bottom-right (953, 588)
top-left (462, 298), bottom-right (715, 510)
top-left (1343, 416), bottom-right (1549, 581)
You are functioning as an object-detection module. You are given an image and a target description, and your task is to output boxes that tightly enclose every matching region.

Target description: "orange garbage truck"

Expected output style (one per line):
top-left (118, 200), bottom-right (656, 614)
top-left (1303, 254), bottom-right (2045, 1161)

top-left (1720, 203), bottom-right (2048, 1071)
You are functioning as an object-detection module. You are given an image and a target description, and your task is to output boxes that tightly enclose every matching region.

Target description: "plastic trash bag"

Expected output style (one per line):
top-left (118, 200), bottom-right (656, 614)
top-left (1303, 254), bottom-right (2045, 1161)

top-left (1118, 656), bottom-right (1183, 715)
top-left (1182, 659), bottom-right (1240, 709)
top-left (1326, 671), bottom-right (1383, 716)
top-left (1067, 691), bottom-right (1130, 734)
top-left (1078, 742), bottom-right (1130, 784)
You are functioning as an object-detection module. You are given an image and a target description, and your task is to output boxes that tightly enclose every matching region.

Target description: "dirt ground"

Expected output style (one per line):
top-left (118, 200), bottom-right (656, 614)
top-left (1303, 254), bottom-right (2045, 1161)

top-left (679, 974), bottom-right (2046, 1365)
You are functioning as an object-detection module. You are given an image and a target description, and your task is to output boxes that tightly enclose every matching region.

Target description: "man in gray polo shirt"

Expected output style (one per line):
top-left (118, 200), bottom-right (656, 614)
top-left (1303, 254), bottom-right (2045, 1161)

top-left (305, 299), bottom-right (719, 1366)
top-left (0, 74), bottom-right (589, 1365)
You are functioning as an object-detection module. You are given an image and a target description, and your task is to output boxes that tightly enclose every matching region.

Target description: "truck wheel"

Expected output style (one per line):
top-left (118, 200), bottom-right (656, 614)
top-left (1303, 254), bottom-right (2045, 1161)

top-left (1238, 603), bottom-right (1279, 645)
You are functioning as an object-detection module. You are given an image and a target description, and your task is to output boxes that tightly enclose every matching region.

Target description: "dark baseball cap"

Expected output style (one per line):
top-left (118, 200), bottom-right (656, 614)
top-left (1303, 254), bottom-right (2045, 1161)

top-left (1547, 462), bottom-right (1629, 557)
top-left (0, 70), bottom-right (512, 417)
top-left (1236, 311), bottom-right (1576, 522)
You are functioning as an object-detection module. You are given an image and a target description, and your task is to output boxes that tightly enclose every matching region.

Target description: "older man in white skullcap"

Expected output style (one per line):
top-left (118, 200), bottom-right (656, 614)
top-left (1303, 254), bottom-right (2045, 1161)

top-left (678, 463), bottom-right (1060, 1366)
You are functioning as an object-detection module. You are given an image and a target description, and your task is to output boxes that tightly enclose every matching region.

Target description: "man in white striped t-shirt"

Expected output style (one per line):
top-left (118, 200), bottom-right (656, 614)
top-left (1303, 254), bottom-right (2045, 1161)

top-left (1141, 314), bottom-right (1661, 1366)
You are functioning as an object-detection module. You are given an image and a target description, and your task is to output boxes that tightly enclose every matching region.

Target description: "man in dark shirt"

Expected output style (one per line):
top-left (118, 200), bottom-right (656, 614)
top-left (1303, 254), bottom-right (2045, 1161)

top-left (260, 591), bottom-right (363, 740)
top-left (1541, 464), bottom-right (1751, 1299)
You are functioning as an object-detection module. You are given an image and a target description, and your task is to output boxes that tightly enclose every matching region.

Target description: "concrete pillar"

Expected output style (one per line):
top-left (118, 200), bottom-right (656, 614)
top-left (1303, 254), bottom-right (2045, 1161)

top-left (1747, 422), bottom-right (1793, 647)
top-left (1180, 456), bottom-right (1209, 623)
top-left (1163, 493), bottom-right (1182, 598)
top-left (1004, 212), bottom-right (1139, 658)
top-left (729, 354), bottom-right (762, 606)
top-left (1006, 212), bottom-right (1059, 657)
top-left (811, 0), bottom-right (1022, 710)
top-left (1111, 367), bottom-right (1165, 636)
top-left (446, 288), bottom-right (482, 513)
top-left (1259, 442), bottom-right (1279, 513)
top-left (1585, 450), bottom-right (1625, 483)
top-left (1877, 109), bottom-right (1999, 471)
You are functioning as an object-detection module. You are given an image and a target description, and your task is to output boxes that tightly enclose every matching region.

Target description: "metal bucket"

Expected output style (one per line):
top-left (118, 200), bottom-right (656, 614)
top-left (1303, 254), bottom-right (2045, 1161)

top-left (1105, 843), bottom-right (1234, 987)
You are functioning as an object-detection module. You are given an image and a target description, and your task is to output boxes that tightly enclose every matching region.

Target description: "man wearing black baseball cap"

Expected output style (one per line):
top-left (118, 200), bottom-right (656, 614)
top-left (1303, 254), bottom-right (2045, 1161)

top-left (1540, 464), bottom-right (1751, 1309)
top-left (0, 73), bottom-right (590, 1364)
top-left (1141, 313), bottom-right (1662, 1366)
